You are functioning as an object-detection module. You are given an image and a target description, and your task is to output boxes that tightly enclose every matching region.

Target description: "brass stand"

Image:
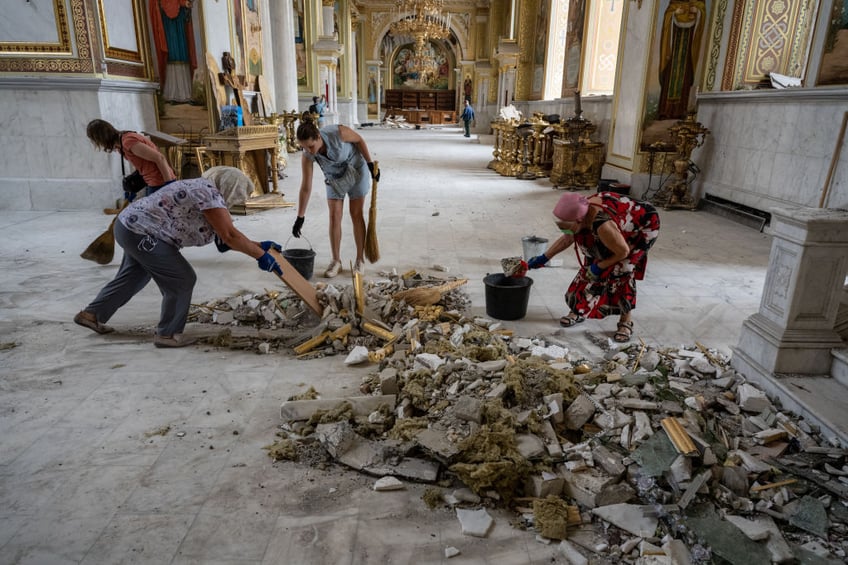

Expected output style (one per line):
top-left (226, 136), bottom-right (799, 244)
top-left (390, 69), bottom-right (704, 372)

top-left (651, 112), bottom-right (710, 210)
top-left (550, 97), bottom-right (604, 190)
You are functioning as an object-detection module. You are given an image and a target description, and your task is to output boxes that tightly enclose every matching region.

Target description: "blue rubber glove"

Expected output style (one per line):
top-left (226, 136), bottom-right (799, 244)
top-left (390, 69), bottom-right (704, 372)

top-left (213, 235), bottom-right (230, 253)
top-left (257, 252), bottom-right (283, 276)
top-left (527, 254), bottom-right (549, 269)
top-left (587, 262), bottom-right (604, 280)
top-left (260, 241), bottom-right (282, 253)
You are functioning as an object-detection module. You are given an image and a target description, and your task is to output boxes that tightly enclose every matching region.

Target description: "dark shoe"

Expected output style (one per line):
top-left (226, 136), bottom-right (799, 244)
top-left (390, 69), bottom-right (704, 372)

top-left (153, 334), bottom-right (197, 348)
top-left (74, 311), bottom-right (114, 334)
top-left (614, 320), bottom-right (634, 343)
top-left (559, 314), bottom-right (585, 328)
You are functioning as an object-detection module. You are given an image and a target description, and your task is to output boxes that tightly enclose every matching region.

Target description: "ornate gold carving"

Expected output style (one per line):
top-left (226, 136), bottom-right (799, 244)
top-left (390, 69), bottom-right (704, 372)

top-left (723, 0), bottom-right (815, 90)
top-left (705, 0), bottom-right (728, 91)
top-left (0, 0), bottom-right (70, 54)
top-left (0, 0), bottom-right (92, 73)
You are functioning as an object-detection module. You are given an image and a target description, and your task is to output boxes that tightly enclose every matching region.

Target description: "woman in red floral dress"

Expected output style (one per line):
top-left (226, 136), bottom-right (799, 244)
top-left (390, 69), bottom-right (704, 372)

top-left (527, 192), bottom-right (660, 342)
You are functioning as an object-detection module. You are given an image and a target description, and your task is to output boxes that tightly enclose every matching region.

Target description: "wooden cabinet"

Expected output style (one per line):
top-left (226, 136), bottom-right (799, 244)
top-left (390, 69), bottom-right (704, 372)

top-left (385, 89), bottom-right (455, 112)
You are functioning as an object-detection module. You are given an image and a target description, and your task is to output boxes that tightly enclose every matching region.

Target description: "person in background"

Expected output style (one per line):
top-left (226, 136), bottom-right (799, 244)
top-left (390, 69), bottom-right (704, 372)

top-left (308, 95), bottom-right (326, 126)
top-left (74, 174), bottom-right (283, 348)
top-left (460, 99), bottom-right (475, 138)
top-left (527, 191), bottom-right (660, 343)
top-left (292, 113), bottom-right (380, 278)
top-left (86, 119), bottom-right (176, 200)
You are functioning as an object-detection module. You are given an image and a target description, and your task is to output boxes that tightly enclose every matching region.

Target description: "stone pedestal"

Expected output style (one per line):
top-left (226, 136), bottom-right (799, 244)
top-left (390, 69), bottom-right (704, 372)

top-left (733, 207), bottom-right (848, 379)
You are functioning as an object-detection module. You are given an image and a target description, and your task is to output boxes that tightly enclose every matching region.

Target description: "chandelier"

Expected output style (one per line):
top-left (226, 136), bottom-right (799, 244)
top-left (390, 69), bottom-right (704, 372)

top-left (391, 0), bottom-right (450, 42)
top-left (391, 0), bottom-right (450, 82)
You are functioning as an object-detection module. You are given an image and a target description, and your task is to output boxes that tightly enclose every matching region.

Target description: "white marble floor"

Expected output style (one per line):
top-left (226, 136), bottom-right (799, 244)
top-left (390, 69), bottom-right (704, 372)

top-left (0, 126), bottom-right (775, 564)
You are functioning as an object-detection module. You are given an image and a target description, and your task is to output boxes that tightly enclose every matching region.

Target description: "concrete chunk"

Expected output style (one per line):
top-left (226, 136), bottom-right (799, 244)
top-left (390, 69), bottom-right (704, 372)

top-left (564, 395), bottom-right (596, 430)
top-left (592, 444), bottom-right (626, 478)
top-left (561, 468), bottom-right (619, 509)
top-left (558, 540), bottom-right (589, 565)
top-left (456, 508), bottom-right (493, 537)
top-left (373, 476), bottom-right (405, 491)
top-left (591, 503), bottom-right (659, 538)
top-left (737, 383), bottom-right (770, 412)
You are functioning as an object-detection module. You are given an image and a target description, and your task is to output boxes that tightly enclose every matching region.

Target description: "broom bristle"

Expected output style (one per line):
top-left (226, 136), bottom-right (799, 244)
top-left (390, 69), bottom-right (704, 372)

top-left (80, 218), bottom-right (117, 265)
top-left (80, 233), bottom-right (115, 265)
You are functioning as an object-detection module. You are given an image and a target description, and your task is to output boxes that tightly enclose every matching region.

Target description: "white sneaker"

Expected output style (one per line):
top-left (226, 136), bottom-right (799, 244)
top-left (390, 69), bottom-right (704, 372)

top-left (353, 259), bottom-right (364, 275)
top-left (324, 260), bottom-right (342, 278)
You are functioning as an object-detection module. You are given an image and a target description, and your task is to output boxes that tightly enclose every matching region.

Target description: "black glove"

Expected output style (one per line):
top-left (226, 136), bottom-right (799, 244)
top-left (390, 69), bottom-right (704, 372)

top-left (367, 162), bottom-right (381, 182)
top-left (292, 216), bottom-right (305, 238)
top-left (260, 241), bottom-right (282, 253)
top-left (213, 235), bottom-right (230, 253)
top-left (257, 252), bottom-right (283, 276)
top-left (527, 254), bottom-right (549, 269)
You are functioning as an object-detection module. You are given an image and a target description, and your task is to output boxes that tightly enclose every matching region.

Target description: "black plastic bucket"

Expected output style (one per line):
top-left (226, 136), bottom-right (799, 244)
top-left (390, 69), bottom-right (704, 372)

top-left (281, 237), bottom-right (316, 280)
top-left (483, 273), bottom-right (534, 320)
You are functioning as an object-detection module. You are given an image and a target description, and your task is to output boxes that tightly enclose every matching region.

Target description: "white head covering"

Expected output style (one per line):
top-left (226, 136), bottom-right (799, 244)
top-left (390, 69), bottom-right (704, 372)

top-left (201, 166), bottom-right (253, 207)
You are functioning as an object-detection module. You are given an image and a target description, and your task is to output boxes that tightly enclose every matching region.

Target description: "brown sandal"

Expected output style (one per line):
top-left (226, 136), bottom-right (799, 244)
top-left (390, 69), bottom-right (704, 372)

top-left (74, 311), bottom-right (114, 334)
top-left (559, 314), bottom-right (585, 327)
top-left (614, 320), bottom-right (633, 343)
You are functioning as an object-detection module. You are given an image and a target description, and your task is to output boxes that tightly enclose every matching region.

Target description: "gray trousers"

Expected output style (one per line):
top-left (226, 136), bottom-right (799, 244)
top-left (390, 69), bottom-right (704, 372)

top-left (85, 221), bottom-right (197, 337)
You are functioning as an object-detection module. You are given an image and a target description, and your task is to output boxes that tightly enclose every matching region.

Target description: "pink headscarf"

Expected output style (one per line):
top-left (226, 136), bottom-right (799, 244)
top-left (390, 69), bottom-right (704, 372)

top-left (553, 192), bottom-right (589, 222)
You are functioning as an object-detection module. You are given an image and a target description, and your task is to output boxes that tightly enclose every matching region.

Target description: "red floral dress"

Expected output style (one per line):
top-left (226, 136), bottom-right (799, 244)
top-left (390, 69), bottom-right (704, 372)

top-left (565, 193), bottom-right (660, 319)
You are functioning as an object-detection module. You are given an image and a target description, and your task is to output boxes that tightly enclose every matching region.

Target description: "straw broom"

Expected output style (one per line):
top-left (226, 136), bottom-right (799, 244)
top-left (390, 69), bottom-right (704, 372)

top-left (364, 160), bottom-right (380, 263)
top-left (80, 214), bottom-right (118, 265)
top-left (80, 200), bottom-right (128, 265)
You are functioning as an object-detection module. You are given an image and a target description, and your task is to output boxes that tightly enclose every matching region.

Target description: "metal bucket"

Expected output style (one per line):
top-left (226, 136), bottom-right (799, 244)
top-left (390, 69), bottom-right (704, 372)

top-left (521, 236), bottom-right (548, 261)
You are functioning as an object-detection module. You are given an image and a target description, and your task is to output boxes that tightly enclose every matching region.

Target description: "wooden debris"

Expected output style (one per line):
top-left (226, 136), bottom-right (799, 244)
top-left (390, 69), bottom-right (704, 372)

top-left (362, 322), bottom-right (396, 342)
top-left (750, 478), bottom-right (797, 493)
top-left (293, 330), bottom-right (331, 355)
top-left (661, 417), bottom-right (698, 456)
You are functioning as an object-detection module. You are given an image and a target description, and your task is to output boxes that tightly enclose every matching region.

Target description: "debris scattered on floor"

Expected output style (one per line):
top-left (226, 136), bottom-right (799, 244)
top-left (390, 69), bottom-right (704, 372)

top-left (191, 272), bottom-right (846, 563)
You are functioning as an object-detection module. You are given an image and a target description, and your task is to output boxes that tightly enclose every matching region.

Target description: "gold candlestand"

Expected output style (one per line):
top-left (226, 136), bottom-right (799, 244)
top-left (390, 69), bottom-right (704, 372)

top-left (651, 112), bottom-right (710, 210)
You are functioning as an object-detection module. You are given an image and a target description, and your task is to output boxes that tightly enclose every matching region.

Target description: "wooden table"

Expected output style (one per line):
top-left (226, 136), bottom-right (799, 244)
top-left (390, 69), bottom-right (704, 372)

top-left (203, 125), bottom-right (280, 196)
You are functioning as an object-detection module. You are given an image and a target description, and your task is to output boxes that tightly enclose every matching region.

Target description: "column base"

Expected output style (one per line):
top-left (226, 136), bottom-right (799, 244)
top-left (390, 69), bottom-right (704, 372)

top-left (734, 313), bottom-right (844, 375)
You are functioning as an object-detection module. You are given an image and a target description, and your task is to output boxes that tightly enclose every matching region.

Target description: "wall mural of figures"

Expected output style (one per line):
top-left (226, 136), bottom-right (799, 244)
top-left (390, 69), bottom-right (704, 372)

top-left (293, 0), bottom-right (307, 86)
top-left (561, 0), bottom-right (586, 95)
top-left (244, 0), bottom-right (262, 76)
top-left (641, 0), bottom-right (711, 150)
top-left (532, 0), bottom-right (550, 98)
top-left (149, 0), bottom-right (198, 103)
top-left (391, 41), bottom-right (450, 90)
top-left (818, 0), bottom-right (848, 85)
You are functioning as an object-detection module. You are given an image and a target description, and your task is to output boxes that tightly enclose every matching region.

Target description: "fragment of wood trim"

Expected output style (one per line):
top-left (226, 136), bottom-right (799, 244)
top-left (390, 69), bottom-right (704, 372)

top-left (363, 322), bottom-right (397, 342)
top-left (329, 323), bottom-right (352, 341)
top-left (353, 271), bottom-right (365, 315)
top-left (293, 330), bottom-right (331, 355)
top-left (368, 344), bottom-right (394, 363)
top-left (750, 478), bottom-right (797, 493)
top-left (661, 417), bottom-right (698, 456)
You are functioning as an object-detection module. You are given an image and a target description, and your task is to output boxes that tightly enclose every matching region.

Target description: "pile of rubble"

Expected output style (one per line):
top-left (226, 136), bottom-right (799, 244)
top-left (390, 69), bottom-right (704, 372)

top-left (191, 272), bottom-right (847, 563)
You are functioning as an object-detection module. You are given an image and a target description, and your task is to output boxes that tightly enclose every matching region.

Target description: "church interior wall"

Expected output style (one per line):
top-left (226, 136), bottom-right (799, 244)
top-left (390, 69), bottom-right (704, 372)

top-left (695, 88), bottom-right (848, 211)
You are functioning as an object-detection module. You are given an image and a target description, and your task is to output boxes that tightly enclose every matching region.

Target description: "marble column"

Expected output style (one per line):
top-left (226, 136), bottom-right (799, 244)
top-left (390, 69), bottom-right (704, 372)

top-left (733, 207), bottom-right (848, 379)
top-left (268, 0), bottom-right (299, 113)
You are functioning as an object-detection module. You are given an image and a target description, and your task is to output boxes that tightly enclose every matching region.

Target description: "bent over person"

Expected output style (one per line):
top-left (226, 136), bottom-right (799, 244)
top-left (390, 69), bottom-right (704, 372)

top-left (527, 192), bottom-right (660, 343)
top-left (292, 114), bottom-right (380, 277)
top-left (74, 175), bottom-right (284, 348)
top-left (86, 118), bottom-right (176, 200)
